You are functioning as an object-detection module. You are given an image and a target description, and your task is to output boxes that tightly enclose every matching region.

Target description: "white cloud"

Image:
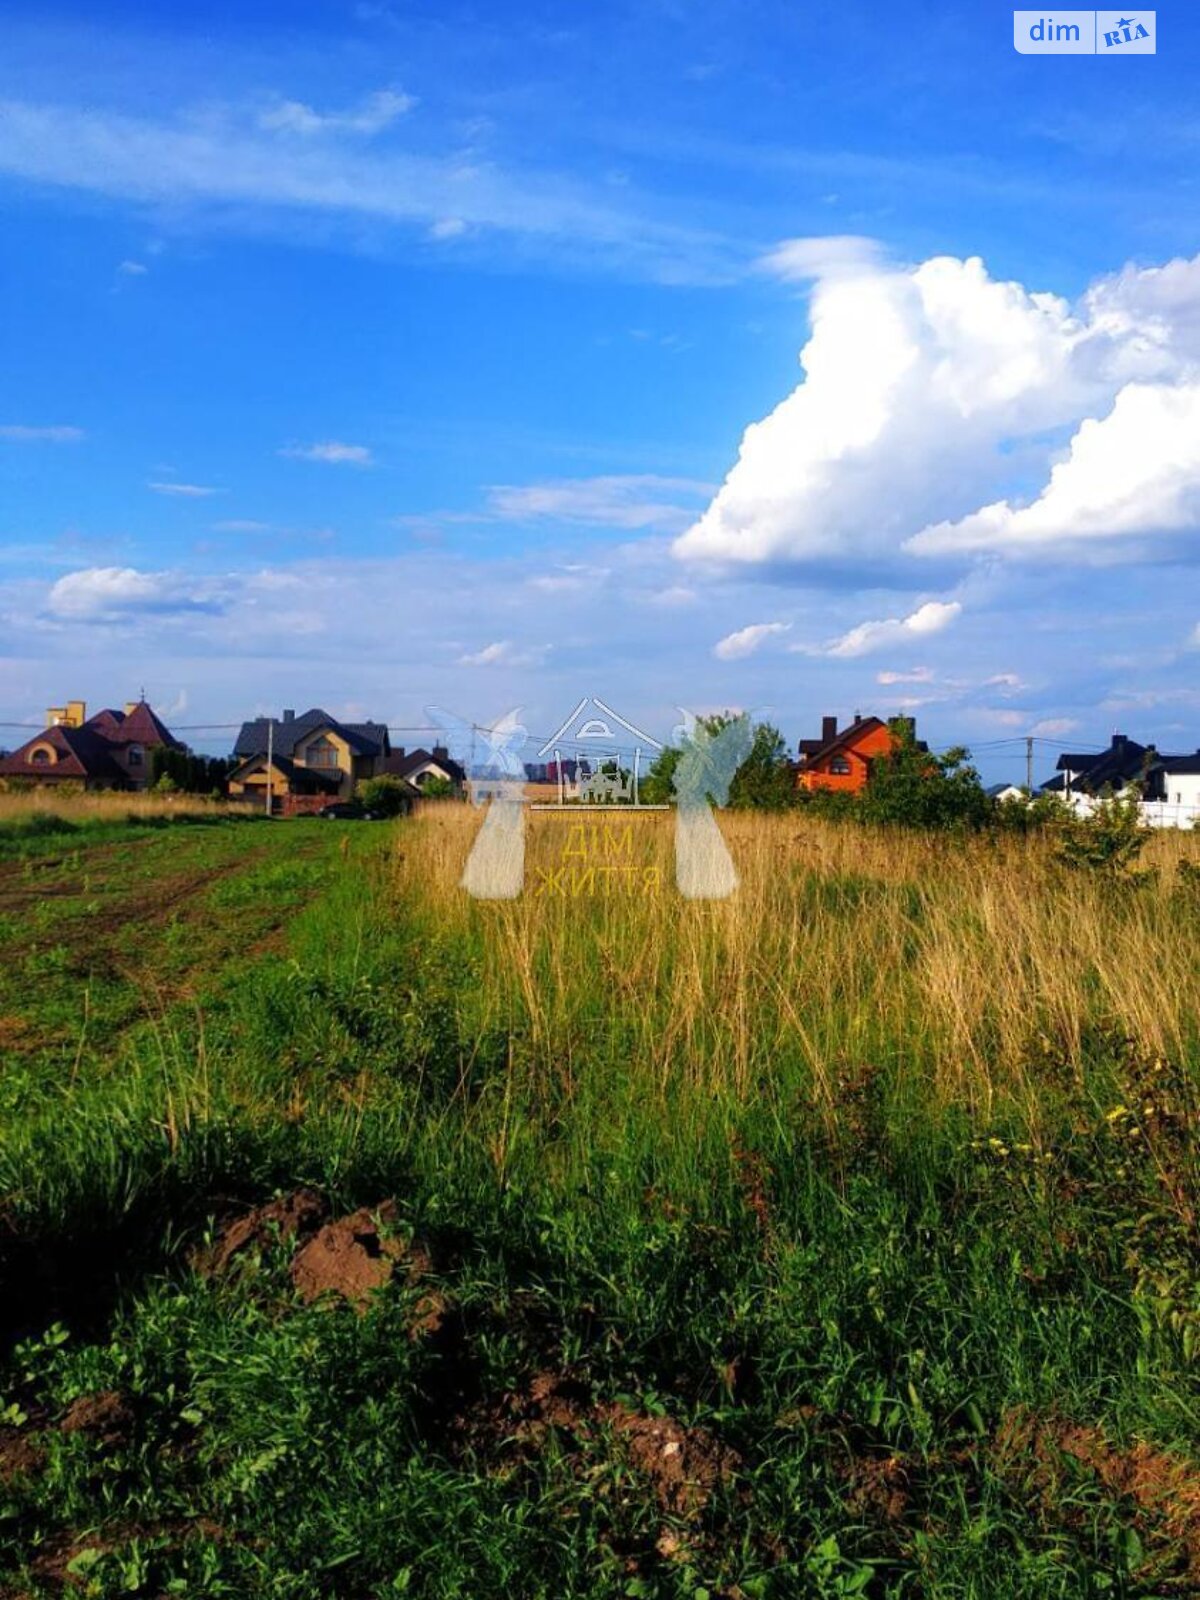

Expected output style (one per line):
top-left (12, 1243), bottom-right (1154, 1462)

top-left (757, 234), bottom-right (886, 282)
top-left (489, 475), bottom-right (712, 532)
top-left (214, 519), bottom-right (273, 533)
top-left (712, 621), bottom-right (790, 661)
top-left (826, 600), bottom-right (961, 658)
top-left (429, 217), bottom-right (466, 240)
top-left (280, 441), bottom-right (374, 466)
top-left (907, 382), bottom-right (1200, 555)
top-left (674, 250), bottom-right (1200, 569)
top-left (147, 480), bottom-right (220, 497)
top-left (47, 566), bottom-right (225, 621)
top-left (0, 424), bottom-right (84, 442)
top-left (458, 640), bottom-right (546, 668)
top-left (259, 88), bottom-right (416, 137)
top-left (117, 259), bottom-right (147, 275)
top-left (1031, 717), bottom-right (1080, 736)
top-left (0, 97), bottom-right (736, 284)
top-left (877, 666), bottom-right (934, 684)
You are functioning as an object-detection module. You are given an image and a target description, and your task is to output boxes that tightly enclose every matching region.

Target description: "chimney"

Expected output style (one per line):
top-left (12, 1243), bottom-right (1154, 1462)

top-left (432, 743), bottom-right (449, 761)
top-left (1113, 732), bottom-right (1127, 749)
top-left (821, 715), bottom-right (838, 743)
top-left (394, 746), bottom-right (405, 759)
top-left (48, 702), bottom-right (86, 728)
top-left (853, 710), bottom-right (863, 725)
top-left (282, 708), bottom-right (295, 723)
top-left (124, 702), bottom-right (139, 716)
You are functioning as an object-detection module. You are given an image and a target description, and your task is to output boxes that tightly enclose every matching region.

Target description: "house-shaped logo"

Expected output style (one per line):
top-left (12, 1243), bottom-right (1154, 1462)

top-left (533, 696), bottom-right (665, 808)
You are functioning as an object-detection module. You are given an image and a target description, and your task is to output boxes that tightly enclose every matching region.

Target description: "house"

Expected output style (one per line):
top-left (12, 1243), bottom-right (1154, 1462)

top-left (379, 745), bottom-right (466, 792)
top-left (1039, 732), bottom-right (1200, 828)
top-left (1040, 734), bottom-right (1155, 801)
top-left (987, 782), bottom-right (1028, 802)
top-left (795, 714), bottom-right (925, 794)
top-left (0, 698), bottom-right (185, 791)
top-left (1144, 751), bottom-right (1200, 828)
top-left (228, 708), bottom-right (393, 814)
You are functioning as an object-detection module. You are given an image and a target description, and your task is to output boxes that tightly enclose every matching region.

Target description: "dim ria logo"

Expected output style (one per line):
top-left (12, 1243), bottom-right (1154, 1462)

top-left (1013, 10), bottom-right (1155, 53)
top-left (427, 697), bottom-right (752, 902)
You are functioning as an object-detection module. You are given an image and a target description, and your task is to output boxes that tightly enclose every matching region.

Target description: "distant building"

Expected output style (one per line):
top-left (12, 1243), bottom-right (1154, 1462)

top-left (795, 713), bottom-right (925, 795)
top-left (228, 708), bottom-right (392, 814)
top-left (379, 745), bottom-right (466, 792)
top-left (0, 698), bottom-right (184, 791)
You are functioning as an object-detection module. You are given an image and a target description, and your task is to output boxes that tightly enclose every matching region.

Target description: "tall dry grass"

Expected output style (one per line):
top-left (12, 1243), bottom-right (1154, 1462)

top-left (0, 789), bottom-right (253, 826)
top-left (393, 807), bottom-right (1200, 1144)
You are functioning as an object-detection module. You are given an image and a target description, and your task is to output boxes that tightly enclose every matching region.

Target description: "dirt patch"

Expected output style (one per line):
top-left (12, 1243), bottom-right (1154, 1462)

top-left (841, 1452), bottom-right (911, 1524)
top-left (60, 1390), bottom-right (133, 1445)
top-left (454, 1371), bottom-right (738, 1518)
top-left (289, 1200), bottom-right (430, 1311)
top-left (0, 1425), bottom-right (46, 1485)
top-left (996, 1408), bottom-right (1200, 1581)
top-left (197, 1187), bottom-right (329, 1276)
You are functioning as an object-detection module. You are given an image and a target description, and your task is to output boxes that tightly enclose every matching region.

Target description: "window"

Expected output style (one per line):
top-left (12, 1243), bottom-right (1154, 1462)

top-left (127, 745), bottom-right (143, 767)
top-left (305, 735), bottom-right (340, 769)
top-left (30, 746), bottom-right (53, 765)
top-left (829, 755), bottom-right (851, 775)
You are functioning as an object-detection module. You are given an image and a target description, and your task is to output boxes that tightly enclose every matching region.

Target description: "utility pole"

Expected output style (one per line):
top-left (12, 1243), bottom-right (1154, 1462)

top-left (1026, 735), bottom-right (1034, 794)
top-left (265, 717), bottom-right (274, 818)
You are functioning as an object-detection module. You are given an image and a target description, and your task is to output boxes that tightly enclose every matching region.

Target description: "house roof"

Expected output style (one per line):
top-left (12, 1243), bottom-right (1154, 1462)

top-left (798, 716), bottom-right (927, 770)
top-left (1153, 753), bottom-right (1200, 776)
top-left (1070, 736), bottom-right (1153, 794)
top-left (109, 701), bottom-right (185, 749)
top-left (0, 724), bottom-right (128, 783)
top-left (1055, 752), bottom-right (1102, 773)
top-left (381, 747), bottom-right (466, 784)
top-left (233, 709), bottom-right (389, 760)
top-left (228, 752), bottom-right (342, 790)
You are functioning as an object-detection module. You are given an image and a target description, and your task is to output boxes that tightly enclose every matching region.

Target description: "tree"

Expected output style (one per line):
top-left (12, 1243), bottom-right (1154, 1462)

top-left (357, 775), bottom-right (415, 816)
top-left (640, 715), bottom-right (795, 810)
top-left (857, 718), bottom-right (991, 830)
top-left (1056, 788), bottom-right (1151, 878)
top-left (727, 721), bottom-right (796, 811)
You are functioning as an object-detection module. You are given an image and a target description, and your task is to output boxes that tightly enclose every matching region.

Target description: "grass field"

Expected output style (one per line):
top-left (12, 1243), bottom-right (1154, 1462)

top-left (1, 805), bottom-right (1199, 1597)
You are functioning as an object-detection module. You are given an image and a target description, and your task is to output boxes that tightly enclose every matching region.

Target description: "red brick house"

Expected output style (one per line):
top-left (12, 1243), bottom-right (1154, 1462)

top-left (796, 714), bottom-right (925, 794)
top-left (0, 699), bottom-right (185, 791)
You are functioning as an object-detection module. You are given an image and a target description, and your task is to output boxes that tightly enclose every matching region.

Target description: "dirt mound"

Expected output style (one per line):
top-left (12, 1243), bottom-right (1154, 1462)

top-left (601, 1404), bottom-right (736, 1516)
top-left (199, 1188), bottom-right (329, 1275)
top-left (456, 1372), bottom-right (738, 1517)
top-left (996, 1408), bottom-right (1200, 1580)
top-left (0, 1425), bottom-right (46, 1485)
top-left (841, 1452), bottom-right (910, 1523)
top-left (60, 1389), bottom-right (133, 1444)
top-left (290, 1201), bottom-right (428, 1311)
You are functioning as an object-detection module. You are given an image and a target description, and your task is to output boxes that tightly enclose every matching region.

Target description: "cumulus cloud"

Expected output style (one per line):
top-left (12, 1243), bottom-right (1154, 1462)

top-left (907, 382), bottom-right (1200, 555)
top-left (825, 600), bottom-right (961, 658)
top-left (47, 566), bottom-right (225, 621)
top-left (280, 441), bottom-right (373, 465)
top-left (489, 475), bottom-right (711, 532)
top-left (148, 480), bottom-right (220, 497)
top-left (674, 249), bottom-right (1200, 570)
top-left (259, 88), bottom-right (416, 137)
top-left (712, 621), bottom-right (790, 660)
top-left (1031, 717), bottom-right (1080, 737)
top-left (0, 424), bottom-right (84, 442)
top-left (117, 259), bottom-right (148, 275)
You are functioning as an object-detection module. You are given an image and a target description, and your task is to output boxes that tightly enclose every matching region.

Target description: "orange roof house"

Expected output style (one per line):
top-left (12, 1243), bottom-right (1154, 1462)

top-left (795, 714), bottom-right (924, 794)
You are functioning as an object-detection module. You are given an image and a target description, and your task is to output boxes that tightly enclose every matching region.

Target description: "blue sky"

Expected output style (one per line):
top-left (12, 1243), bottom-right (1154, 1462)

top-left (2, 0), bottom-right (1198, 782)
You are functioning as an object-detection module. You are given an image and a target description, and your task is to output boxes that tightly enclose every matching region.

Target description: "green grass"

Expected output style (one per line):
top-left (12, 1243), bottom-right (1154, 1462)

top-left (0, 814), bottom-right (1198, 1597)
